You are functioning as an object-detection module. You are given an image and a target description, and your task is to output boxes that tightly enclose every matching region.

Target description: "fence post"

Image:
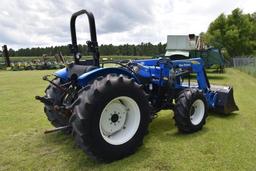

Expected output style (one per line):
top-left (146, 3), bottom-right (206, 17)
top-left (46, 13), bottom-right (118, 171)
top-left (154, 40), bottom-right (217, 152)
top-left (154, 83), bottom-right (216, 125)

top-left (233, 58), bottom-right (236, 67)
top-left (2, 45), bottom-right (11, 67)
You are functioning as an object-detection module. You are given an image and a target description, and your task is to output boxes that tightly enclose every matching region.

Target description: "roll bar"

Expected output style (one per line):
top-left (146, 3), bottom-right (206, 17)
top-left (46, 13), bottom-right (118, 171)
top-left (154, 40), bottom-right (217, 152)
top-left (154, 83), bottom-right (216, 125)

top-left (70, 9), bottom-right (100, 66)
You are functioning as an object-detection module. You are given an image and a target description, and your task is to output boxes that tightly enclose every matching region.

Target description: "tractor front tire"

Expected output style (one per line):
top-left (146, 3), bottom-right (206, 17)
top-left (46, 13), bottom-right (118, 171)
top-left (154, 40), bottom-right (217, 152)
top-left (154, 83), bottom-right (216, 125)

top-left (174, 88), bottom-right (208, 133)
top-left (71, 75), bottom-right (150, 162)
top-left (44, 78), bottom-right (70, 129)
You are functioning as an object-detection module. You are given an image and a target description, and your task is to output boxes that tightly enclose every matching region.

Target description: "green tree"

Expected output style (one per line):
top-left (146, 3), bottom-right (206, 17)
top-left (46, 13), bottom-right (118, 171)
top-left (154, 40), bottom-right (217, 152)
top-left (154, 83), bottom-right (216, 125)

top-left (205, 8), bottom-right (256, 57)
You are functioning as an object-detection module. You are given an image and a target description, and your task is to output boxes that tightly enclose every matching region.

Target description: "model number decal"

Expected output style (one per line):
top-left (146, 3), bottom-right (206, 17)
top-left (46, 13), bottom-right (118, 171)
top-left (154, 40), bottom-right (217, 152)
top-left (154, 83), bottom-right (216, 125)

top-left (178, 63), bottom-right (191, 67)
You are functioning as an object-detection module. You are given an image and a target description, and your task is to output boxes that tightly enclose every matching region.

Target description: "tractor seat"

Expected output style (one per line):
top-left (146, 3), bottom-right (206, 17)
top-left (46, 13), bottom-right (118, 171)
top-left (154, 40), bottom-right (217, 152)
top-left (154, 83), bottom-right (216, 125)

top-left (67, 63), bottom-right (98, 79)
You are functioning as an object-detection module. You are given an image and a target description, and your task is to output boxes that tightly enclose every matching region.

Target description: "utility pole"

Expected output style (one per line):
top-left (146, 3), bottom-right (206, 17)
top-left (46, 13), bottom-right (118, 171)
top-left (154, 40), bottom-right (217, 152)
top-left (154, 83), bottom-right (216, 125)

top-left (2, 45), bottom-right (11, 67)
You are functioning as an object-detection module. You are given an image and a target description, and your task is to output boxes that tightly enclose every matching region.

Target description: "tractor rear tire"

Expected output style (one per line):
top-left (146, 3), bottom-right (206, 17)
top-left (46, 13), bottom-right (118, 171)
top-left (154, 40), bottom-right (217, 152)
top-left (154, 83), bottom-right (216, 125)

top-left (71, 74), bottom-right (150, 162)
top-left (174, 88), bottom-right (208, 133)
top-left (44, 78), bottom-right (70, 131)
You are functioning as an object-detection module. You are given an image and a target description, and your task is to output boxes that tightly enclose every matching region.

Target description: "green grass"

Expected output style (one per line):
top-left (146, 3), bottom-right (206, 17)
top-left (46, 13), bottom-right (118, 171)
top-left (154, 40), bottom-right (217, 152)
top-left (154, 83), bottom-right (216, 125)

top-left (0, 69), bottom-right (256, 170)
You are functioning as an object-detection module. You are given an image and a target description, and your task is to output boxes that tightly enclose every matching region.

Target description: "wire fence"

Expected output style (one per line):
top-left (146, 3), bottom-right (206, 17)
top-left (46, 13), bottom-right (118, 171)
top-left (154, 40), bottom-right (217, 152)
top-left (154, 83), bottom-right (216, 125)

top-left (233, 57), bottom-right (256, 67)
top-left (232, 56), bottom-right (256, 77)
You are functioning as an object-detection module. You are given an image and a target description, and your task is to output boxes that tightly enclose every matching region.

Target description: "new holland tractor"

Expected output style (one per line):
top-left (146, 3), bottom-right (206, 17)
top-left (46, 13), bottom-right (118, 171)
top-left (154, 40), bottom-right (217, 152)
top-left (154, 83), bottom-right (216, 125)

top-left (36, 9), bottom-right (238, 162)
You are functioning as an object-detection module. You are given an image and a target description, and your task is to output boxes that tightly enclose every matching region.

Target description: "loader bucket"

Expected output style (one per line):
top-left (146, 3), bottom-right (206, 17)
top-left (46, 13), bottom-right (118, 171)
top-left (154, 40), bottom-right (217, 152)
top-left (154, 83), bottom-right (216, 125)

top-left (211, 86), bottom-right (239, 114)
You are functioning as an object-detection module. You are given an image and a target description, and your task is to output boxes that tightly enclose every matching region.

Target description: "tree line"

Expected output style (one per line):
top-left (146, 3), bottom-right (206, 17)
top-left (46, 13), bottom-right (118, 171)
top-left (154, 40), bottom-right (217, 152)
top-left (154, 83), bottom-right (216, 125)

top-left (7, 43), bottom-right (166, 57)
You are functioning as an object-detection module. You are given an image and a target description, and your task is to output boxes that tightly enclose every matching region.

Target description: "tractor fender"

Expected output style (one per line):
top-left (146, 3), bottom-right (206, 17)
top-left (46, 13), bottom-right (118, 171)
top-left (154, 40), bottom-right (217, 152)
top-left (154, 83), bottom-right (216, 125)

top-left (77, 67), bottom-right (140, 86)
top-left (53, 65), bottom-right (100, 81)
top-left (54, 68), bottom-right (69, 81)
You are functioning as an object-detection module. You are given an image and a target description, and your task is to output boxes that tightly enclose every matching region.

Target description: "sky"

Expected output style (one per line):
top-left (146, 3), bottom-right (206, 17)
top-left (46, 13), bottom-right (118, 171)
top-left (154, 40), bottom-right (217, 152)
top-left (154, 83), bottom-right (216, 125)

top-left (0, 0), bottom-right (255, 50)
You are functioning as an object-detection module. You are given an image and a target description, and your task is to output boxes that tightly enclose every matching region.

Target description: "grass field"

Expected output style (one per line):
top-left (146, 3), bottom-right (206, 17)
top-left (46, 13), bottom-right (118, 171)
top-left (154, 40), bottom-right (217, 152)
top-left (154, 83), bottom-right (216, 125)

top-left (0, 69), bottom-right (256, 170)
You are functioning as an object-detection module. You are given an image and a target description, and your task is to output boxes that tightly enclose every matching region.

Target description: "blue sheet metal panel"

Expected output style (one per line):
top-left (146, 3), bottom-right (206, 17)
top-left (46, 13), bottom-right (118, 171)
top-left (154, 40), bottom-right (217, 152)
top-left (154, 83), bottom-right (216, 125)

top-left (135, 64), bottom-right (170, 86)
top-left (133, 59), bottom-right (159, 66)
top-left (54, 68), bottom-right (69, 80)
top-left (205, 91), bottom-right (218, 109)
top-left (54, 67), bottom-right (139, 86)
top-left (137, 66), bottom-right (162, 78)
top-left (171, 58), bottom-right (204, 67)
top-left (77, 67), bottom-right (139, 86)
top-left (135, 57), bottom-right (209, 89)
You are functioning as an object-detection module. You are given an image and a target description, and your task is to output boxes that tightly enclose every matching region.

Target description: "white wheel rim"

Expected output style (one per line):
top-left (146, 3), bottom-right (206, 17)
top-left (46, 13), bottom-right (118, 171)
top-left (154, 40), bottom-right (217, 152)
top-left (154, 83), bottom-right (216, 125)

top-left (190, 99), bottom-right (205, 125)
top-left (99, 96), bottom-right (141, 145)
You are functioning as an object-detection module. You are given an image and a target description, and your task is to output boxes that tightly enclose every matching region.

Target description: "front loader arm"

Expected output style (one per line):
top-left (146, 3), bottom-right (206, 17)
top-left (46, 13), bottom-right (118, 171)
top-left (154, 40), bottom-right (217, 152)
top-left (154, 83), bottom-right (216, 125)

top-left (171, 58), bottom-right (238, 114)
top-left (171, 58), bottom-right (210, 91)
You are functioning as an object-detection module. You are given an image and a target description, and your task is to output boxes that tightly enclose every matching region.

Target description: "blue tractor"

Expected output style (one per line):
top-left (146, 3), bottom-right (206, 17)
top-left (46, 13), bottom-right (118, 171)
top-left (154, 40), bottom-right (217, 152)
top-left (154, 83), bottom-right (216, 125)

top-left (36, 9), bottom-right (238, 162)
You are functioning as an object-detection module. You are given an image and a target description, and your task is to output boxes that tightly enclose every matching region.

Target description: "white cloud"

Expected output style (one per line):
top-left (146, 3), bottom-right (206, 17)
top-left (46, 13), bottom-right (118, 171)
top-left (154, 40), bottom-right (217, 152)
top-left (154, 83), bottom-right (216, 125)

top-left (0, 0), bottom-right (255, 50)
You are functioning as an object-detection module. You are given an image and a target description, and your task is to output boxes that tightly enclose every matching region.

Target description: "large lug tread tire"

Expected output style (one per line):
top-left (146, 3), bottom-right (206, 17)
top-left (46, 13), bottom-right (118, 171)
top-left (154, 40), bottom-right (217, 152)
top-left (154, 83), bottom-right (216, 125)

top-left (71, 74), bottom-right (150, 162)
top-left (44, 78), bottom-right (70, 130)
top-left (174, 88), bottom-right (208, 133)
